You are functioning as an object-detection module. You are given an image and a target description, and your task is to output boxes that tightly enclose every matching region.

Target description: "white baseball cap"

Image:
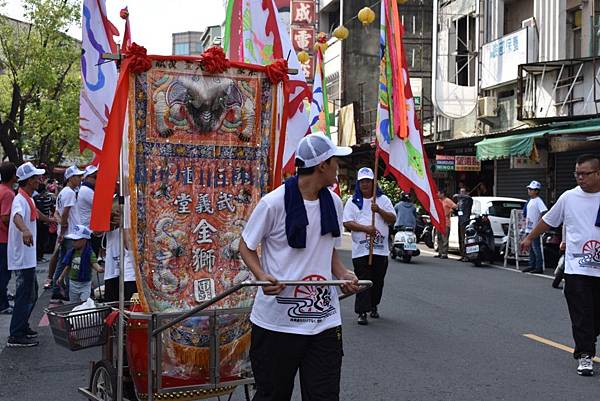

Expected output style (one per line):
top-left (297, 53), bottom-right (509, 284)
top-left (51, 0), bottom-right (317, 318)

top-left (83, 165), bottom-right (98, 178)
top-left (16, 162), bottom-right (45, 182)
top-left (527, 180), bottom-right (541, 190)
top-left (295, 132), bottom-right (352, 168)
top-left (65, 224), bottom-right (92, 240)
top-left (357, 167), bottom-right (375, 181)
top-left (64, 165), bottom-right (85, 180)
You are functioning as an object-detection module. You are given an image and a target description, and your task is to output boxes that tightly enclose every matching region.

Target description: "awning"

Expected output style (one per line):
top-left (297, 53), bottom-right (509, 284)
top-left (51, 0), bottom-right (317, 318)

top-left (546, 118), bottom-right (600, 136)
top-left (475, 129), bottom-right (552, 161)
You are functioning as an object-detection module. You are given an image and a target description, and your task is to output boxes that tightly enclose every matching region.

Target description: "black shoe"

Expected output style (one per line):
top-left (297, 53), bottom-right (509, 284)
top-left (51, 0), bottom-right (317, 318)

top-left (370, 307), bottom-right (380, 319)
top-left (440, 255), bottom-right (448, 259)
top-left (531, 269), bottom-right (544, 274)
top-left (6, 336), bottom-right (39, 348)
top-left (25, 328), bottom-right (38, 339)
top-left (433, 254), bottom-right (441, 258)
top-left (357, 313), bottom-right (368, 325)
top-left (522, 267), bottom-right (535, 273)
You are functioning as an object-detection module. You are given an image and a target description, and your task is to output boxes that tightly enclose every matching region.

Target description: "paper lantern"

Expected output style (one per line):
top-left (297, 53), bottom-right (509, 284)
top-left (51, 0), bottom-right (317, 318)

top-left (332, 25), bottom-right (349, 40)
top-left (314, 32), bottom-right (329, 53)
top-left (297, 51), bottom-right (309, 64)
top-left (357, 7), bottom-right (376, 27)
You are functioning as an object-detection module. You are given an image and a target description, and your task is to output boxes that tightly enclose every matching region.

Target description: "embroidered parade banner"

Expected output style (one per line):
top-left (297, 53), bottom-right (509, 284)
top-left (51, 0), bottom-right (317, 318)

top-left (126, 58), bottom-right (275, 385)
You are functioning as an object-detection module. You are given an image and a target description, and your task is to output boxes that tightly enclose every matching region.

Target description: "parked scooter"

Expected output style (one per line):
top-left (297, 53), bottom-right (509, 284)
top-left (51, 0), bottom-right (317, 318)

top-left (464, 215), bottom-right (495, 267)
top-left (418, 214), bottom-right (434, 248)
top-left (542, 226), bottom-right (562, 271)
top-left (391, 227), bottom-right (420, 263)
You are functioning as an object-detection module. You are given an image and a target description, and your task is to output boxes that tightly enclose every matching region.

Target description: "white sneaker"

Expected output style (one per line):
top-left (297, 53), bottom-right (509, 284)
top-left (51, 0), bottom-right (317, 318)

top-left (577, 355), bottom-right (594, 376)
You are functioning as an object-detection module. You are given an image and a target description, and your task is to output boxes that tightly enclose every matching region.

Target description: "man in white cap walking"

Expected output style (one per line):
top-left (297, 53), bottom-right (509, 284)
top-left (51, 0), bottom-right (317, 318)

top-left (522, 180), bottom-right (547, 274)
top-left (6, 162), bottom-right (45, 347)
top-left (239, 132), bottom-right (359, 401)
top-left (51, 165), bottom-right (85, 302)
top-left (343, 167), bottom-right (396, 325)
top-left (75, 165), bottom-right (101, 257)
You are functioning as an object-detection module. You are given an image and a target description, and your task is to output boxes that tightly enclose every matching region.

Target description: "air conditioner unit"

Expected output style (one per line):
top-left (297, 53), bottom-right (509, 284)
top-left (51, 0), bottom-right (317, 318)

top-left (478, 96), bottom-right (497, 119)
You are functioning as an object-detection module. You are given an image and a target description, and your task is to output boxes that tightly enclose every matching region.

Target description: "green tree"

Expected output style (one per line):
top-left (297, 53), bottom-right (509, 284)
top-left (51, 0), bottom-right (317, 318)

top-left (0, 0), bottom-right (82, 166)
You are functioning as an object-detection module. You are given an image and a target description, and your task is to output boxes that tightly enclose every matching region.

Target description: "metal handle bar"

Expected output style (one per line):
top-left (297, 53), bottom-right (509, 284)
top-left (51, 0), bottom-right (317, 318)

top-left (152, 279), bottom-right (372, 337)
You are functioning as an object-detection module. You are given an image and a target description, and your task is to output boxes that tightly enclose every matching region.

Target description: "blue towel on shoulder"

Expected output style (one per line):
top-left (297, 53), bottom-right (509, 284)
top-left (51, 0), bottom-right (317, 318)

top-left (351, 181), bottom-right (384, 210)
top-left (284, 176), bottom-right (340, 248)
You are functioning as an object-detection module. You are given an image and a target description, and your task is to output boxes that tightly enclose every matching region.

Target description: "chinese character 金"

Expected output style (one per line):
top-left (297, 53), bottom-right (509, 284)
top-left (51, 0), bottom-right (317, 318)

top-left (196, 193), bottom-right (214, 214)
top-left (217, 192), bottom-right (236, 213)
top-left (174, 192), bottom-right (193, 214)
top-left (192, 248), bottom-right (216, 273)
top-left (193, 219), bottom-right (217, 244)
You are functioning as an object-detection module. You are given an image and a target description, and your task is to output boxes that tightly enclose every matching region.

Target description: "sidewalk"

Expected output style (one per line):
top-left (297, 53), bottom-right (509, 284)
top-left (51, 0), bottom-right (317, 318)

top-left (0, 258), bottom-right (50, 352)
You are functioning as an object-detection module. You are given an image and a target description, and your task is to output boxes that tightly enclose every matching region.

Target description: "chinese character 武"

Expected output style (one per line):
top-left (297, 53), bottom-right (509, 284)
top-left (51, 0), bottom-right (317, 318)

top-left (193, 219), bottom-right (217, 244)
top-left (174, 192), bottom-right (193, 214)
top-left (196, 193), bottom-right (214, 214)
top-left (217, 191), bottom-right (236, 212)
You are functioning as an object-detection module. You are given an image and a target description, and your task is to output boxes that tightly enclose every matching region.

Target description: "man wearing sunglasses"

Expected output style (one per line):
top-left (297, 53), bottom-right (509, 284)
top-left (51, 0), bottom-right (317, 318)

top-left (522, 154), bottom-right (600, 377)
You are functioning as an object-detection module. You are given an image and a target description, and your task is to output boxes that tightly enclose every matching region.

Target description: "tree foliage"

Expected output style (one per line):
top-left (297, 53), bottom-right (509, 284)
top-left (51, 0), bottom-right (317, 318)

top-left (0, 0), bottom-right (83, 166)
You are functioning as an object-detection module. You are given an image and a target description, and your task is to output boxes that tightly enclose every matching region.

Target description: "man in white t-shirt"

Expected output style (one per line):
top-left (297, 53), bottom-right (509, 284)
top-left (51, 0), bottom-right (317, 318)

top-left (76, 165), bottom-right (103, 258)
top-left (522, 154), bottom-right (600, 377)
top-left (239, 132), bottom-right (358, 401)
top-left (522, 180), bottom-right (548, 274)
top-left (51, 165), bottom-right (84, 302)
top-left (343, 167), bottom-right (396, 325)
top-left (6, 162), bottom-right (45, 348)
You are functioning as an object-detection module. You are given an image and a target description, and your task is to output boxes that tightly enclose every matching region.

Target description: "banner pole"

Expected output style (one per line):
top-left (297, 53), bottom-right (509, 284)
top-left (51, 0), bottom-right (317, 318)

top-left (368, 148), bottom-right (380, 267)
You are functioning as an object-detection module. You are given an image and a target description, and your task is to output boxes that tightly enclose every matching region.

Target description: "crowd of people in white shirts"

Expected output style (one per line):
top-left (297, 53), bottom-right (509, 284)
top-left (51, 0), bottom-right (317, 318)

top-left (0, 161), bottom-right (136, 348)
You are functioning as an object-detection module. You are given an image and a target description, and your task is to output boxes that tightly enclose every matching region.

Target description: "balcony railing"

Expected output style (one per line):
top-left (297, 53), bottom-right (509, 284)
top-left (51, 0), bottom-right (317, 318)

top-left (517, 57), bottom-right (600, 122)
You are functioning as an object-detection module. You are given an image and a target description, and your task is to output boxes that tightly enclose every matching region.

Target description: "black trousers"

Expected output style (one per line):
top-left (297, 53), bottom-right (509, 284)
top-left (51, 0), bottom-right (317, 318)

top-left (458, 223), bottom-right (466, 257)
top-left (104, 277), bottom-right (138, 302)
top-left (564, 274), bottom-right (600, 358)
top-left (352, 255), bottom-right (388, 314)
top-left (36, 222), bottom-right (49, 260)
top-left (250, 324), bottom-right (342, 401)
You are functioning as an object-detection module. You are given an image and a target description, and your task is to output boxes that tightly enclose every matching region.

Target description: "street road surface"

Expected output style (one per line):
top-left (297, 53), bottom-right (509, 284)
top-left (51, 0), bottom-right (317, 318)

top-left (0, 237), bottom-right (598, 400)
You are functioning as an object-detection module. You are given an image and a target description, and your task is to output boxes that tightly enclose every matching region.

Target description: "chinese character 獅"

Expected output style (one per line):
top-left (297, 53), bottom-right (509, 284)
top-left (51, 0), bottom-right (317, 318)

top-left (192, 248), bottom-right (216, 273)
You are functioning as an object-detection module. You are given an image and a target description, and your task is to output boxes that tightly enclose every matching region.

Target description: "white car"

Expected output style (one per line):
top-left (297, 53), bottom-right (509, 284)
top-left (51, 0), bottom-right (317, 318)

top-left (434, 196), bottom-right (527, 253)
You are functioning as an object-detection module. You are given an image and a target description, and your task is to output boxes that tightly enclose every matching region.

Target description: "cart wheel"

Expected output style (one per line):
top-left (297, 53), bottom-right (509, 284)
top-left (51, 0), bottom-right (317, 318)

top-left (90, 360), bottom-right (117, 401)
top-left (244, 383), bottom-right (257, 401)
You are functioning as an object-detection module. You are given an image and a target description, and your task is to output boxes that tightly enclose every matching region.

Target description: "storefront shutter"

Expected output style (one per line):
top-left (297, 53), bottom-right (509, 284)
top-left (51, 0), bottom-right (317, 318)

top-left (495, 159), bottom-right (545, 200)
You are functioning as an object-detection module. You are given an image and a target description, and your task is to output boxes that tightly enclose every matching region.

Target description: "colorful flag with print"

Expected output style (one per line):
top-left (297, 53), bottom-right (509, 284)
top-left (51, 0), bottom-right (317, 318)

top-left (376, 0), bottom-right (445, 231)
top-left (308, 49), bottom-right (330, 136)
top-left (224, 0), bottom-right (311, 186)
top-left (79, 0), bottom-right (119, 154)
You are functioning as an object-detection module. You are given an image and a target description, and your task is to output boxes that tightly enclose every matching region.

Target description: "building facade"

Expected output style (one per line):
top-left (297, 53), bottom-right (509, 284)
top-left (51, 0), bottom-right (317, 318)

top-left (430, 0), bottom-right (600, 203)
top-left (172, 31), bottom-right (204, 55)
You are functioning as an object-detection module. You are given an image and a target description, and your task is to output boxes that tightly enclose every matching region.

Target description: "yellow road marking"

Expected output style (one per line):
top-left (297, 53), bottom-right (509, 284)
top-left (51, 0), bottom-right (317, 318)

top-left (523, 333), bottom-right (600, 363)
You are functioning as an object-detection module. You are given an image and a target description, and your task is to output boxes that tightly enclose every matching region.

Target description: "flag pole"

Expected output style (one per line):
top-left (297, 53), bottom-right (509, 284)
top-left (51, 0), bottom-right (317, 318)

top-left (368, 147), bottom-right (379, 267)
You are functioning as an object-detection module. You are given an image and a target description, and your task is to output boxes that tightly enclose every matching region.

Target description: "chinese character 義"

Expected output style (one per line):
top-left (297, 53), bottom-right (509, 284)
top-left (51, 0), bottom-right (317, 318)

top-left (174, 192), bottom-right (193, 214)
top-left (193, 219), bottom-right (217, 244)
top-left (196, 193), bottom-right (214, 214)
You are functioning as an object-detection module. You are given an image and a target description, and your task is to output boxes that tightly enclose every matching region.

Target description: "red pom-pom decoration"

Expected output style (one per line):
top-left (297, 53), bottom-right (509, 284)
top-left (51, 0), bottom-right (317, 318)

top-left (200, 47), bottom-right (230, 75)
top-left (127, 43), bottom-right (152, 73)
top-left (265, 59), bottom-right (289, 84)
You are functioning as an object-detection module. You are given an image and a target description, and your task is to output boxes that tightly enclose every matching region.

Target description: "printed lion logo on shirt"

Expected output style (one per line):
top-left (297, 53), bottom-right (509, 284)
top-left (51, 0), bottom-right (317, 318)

top-left (573, 240), bottom-right (600, 268)
top-left (276, 274), bottom-right (337, 323)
